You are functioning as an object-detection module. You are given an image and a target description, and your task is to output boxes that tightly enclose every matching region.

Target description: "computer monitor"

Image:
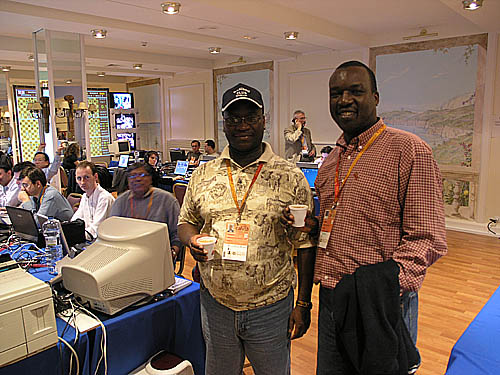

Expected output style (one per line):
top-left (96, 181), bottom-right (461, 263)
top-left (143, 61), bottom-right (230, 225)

top-left (173, 160), bottom-right (189, 176)
top-left (111, 92), bottom-right (134, 110)
top-left (109, 139), bottom-right (131, 155)
top-left (115, 113), bottom-right (136, 130)
top-left (118, 154), bottom-right (129, 168)
top-left (296, 162), bottom-right (319, 190)
top-left (169, 149), bottom-right (186, 162)
top-left (116, 133), bottom-right (136, 150)
top-left (60, 217), bottom-right (175, 315)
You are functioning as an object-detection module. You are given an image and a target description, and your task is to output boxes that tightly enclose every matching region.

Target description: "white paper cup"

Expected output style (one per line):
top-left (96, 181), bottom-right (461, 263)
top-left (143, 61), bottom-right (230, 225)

top-left (289, 204), bottom-right (308, 227)
top-left (198, 236), bottom-right (217, 260)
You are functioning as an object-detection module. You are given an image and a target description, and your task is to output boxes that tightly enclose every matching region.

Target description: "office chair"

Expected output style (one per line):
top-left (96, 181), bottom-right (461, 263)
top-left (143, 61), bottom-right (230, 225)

top-left (67, 193), bottom-right (82, 212)
top-left (173, 183), bottom-right (187, 207)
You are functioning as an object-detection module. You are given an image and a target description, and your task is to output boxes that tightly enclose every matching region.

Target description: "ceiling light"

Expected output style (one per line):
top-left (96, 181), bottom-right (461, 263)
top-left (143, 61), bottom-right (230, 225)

top-left (91, 29), bottom-right (107, 39)
top-left (141, 41), bottom-right (148, 47)
top-left (133, 64), bottom-right (143, 70)
top-left (463, 0), bottom-right (483, 9)
top-left (208, 47), bottom-right (221, 54)
top-left (242, 35), bottom-right (257, 40)
top-left (65, 79), bottom-right (72, 84)
top-left (1, 66), bottom-right (11, 72)
top-left (28, 54), bottom-right (34, 61)
top-left (284, 31), bottom-right (299, 40)
top-left (161, 2), bottom-right (180, 15)
top-left (97, 72), bottom-right (105, 77)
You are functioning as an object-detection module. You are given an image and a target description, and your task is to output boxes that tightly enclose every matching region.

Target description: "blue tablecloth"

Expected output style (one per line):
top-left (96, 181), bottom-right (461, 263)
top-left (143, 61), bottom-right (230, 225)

top-left (446, 284), bottom-right (500, 375)
top-left (0, 267), bottom-right (205, 375)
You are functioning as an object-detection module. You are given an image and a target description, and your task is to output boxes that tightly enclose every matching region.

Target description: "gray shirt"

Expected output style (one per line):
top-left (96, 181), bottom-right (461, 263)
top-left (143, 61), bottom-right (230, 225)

top-left (22, 185), bottom-right (73, 222)
top-left (110, 187), bottom-right (181, 249)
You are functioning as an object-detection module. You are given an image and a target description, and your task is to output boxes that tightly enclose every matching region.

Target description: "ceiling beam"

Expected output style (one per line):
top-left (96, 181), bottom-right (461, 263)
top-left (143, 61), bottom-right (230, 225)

top-left (0, 0), bottom-right (298, 58)
top-left (191, 0), bottom-right (370, 47)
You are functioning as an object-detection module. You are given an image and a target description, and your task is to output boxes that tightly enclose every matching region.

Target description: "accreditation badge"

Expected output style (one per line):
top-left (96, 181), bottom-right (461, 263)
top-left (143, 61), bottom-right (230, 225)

top-left (318, 208), bottom-right (336, 249)
top-left (222, 221), bottom-right (250, 261)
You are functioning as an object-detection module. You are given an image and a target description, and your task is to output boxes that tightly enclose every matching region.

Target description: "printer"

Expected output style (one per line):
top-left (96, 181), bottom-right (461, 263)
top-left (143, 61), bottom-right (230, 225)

top-left (0, 257), bottom-right (58, 366)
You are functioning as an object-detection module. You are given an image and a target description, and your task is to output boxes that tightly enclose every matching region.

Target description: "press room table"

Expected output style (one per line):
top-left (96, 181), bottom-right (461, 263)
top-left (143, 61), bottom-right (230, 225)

top-left (0, 268), bottom-right (205, 375)
top-left (446, 284), bottom-right (500, 375)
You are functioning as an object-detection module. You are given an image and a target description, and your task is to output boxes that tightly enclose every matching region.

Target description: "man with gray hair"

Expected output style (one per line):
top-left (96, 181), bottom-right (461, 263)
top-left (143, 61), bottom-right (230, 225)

top-left (284, 109), bottom-right (316, 163)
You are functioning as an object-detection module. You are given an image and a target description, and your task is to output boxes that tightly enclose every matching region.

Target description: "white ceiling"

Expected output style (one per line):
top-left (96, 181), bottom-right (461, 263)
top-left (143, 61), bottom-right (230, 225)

top-left (0, 0), bottom-right (499, 80)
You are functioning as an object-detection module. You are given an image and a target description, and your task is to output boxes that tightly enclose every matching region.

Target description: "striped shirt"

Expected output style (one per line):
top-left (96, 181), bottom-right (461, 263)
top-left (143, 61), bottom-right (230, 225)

top-left (314, 119), bottom-right (447, 293)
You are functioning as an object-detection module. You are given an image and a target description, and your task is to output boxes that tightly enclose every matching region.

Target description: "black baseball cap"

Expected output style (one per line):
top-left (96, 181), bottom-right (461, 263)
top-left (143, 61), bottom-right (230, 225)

top-left (221, 83), bottom-right (264, 112)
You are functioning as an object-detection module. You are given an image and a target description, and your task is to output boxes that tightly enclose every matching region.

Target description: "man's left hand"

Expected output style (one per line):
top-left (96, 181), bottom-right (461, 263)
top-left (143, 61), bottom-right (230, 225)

top-left (308, 149), bottom-right (316, 157)
top-left (288, 305), bottom-right (311, 340)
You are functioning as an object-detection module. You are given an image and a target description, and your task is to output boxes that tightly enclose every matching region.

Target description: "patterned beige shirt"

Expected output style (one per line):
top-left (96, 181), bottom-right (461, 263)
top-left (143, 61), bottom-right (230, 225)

top-left (179, 142), bottom-right (316, 311)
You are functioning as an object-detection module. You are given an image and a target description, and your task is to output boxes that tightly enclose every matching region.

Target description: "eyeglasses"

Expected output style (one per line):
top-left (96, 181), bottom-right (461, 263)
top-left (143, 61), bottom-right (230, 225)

top-left (224, 115), bottom-right (262, 126)
top-left (128, 172), bottom-right (149, 180)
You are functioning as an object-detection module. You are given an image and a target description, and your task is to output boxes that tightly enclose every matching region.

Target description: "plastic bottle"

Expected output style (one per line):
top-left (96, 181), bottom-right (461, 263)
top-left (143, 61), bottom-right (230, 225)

top-left (42, 218), bottom-right (63, 275)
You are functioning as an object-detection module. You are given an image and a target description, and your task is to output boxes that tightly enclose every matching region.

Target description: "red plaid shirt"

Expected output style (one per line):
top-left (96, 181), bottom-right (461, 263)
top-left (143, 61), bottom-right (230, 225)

top-left (313, 119), bottom-right (447, 292)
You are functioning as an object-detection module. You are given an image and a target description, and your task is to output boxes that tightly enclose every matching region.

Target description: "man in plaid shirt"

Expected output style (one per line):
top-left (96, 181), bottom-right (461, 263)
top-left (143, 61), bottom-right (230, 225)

top-left (284, 61), bottom-right (447, 374)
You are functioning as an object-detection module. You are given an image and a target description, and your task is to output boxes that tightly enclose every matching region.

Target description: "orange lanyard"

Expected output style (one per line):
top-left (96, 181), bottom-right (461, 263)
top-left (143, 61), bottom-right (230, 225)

top-left (226, 160), bottom-right (264, 222)
top-left (38, 186), bottom-right (48, 207)
top-left (333, 124), bottom-right (386, 208)
top-left (129, 190), bottom-right (154, 220)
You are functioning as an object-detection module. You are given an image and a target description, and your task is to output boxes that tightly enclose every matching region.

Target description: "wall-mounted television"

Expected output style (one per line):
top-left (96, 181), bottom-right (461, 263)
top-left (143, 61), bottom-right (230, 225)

top-left (115, 113), bottom-right (136, 130)
top-left (116, 132), bottom-right (136, 150)
top-left (111, 92), bottom-right (134, 109)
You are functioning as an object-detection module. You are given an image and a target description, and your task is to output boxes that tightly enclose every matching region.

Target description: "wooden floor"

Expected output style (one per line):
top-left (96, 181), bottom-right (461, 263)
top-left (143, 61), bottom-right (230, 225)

top-left (178, 230), bottom-right (500, 375)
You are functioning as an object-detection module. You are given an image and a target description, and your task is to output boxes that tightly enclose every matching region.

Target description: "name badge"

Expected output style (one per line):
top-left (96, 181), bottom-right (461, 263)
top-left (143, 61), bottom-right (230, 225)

top-left (222, 221), bottom-right (250, 261)
top-left (318, 207), bottom-right (337, 249)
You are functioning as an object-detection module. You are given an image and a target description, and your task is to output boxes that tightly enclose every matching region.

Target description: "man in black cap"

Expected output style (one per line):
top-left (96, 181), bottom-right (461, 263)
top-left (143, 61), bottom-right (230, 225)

top-left (178, 83), bottom-right (317, 375)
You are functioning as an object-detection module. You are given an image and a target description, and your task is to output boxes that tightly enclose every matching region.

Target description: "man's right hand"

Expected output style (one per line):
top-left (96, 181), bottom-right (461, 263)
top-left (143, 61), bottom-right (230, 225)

top-left (189, 234), bottom-right (210, 262)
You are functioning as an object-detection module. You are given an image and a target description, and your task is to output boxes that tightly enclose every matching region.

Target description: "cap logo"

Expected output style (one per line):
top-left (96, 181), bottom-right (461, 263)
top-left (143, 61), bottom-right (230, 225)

top-left (234, 87), bottom-right (250, 98)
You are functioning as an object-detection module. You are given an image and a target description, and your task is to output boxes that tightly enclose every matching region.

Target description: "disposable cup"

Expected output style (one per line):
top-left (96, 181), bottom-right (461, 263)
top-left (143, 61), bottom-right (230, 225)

top-left (198, 236), bottom-right (217, 260)
top-left (289, 204), bottom-right (308, 227)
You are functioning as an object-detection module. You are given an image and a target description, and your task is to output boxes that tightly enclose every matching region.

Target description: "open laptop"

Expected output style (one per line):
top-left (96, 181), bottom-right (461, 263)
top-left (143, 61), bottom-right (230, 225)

top-left (6, 206), bottom-right (42, 244)
top-left (118, 154), bottom-right (130, 168)
top-left (173, 160), bottom-right (189, 176)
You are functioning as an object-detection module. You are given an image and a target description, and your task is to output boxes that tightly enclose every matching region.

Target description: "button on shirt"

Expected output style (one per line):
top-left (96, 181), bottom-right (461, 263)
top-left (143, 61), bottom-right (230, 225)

top-left (179, 142), bottom-right (316, 311)
top-left (314, 119), bottom-right (447, 293)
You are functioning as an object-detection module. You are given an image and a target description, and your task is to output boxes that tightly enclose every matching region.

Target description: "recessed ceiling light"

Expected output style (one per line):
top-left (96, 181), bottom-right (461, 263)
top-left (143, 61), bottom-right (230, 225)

top-left (133, 64), bottom-right (143, 70)
top-left (91, 29), bottom-right (107, 39)
top-left (28, 54), bottom-right (34, 61)
top-left (141, 41), bottom-right (148, 47)
top-left (198, 25), bottom-right (218, 30)
top-left (65, 79), bottom-right (72, 84)
top-left (284, 31), bottom-right (299, 40)
top-left (161, 2), bottom-right (180, 15)
top-left (1, 66), bottom-right (11, 72)
top-left (463, 0), bottom-right (483, 10)
top-left (208, 47), bottom-right (221, 54)
top-left (242, 35), bottom-right (257, 40)
top-left (97, 72), bottom-right (105, 77)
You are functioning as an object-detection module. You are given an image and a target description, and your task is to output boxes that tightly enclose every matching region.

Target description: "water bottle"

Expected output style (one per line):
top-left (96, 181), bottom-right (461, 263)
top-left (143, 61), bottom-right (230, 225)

top-left (42, 218), bottom-right (63, 275)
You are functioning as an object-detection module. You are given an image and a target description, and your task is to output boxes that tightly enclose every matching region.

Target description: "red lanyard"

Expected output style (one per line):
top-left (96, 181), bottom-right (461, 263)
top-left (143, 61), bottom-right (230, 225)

top-left (226, 160), bottom-right (263, 222)
top-left (38, 186), bottom-right (48, 206)
top-left (129, 190), bottom-right (154, 220)
top-left (333, 124), bottom-right (386, 207)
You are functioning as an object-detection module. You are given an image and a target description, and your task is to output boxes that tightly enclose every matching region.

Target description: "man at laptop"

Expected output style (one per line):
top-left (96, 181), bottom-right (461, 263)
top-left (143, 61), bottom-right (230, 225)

top-left (0, 159), bottom-right (21, 208)
top-left (71, 161), bottom-right (115, 238)
top-left (19, 166), bottom-right (73, 222)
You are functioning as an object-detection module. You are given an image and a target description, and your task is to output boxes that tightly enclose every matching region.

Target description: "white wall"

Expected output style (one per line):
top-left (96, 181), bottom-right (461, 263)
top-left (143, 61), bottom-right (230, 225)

top-left (130, 84), bottom-right (161, 151)
top-left (161, 71), bottom-right (213, 158)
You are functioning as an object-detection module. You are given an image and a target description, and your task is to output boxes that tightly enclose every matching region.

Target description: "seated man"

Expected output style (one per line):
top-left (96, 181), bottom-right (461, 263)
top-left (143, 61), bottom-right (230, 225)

top-left (204, 139), bottom-right (219, 157)
top-left (71, 161), bottom-right (115, 238)
top-left (34, 143), bottom-right (64, 183)
top-left (110, 162), bottom-right (181, 261)
top-left (20, 166), bottom-right (73, 222)
top-left (186, 140), bottom-right (201, 167)
top-left (0, 160), bottom-right (21, 207)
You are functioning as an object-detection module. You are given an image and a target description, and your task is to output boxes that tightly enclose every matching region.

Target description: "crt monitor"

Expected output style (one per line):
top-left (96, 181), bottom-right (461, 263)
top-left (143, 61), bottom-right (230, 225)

top-left (116, 133), bottom-right (136, 150)
top-left (110, 139), bottom-right (131, 155)
top-left (169, 149), bottom-right (186, 162)
top-left (115, 113), bottom-right (136, 129)
top-left (60, 217), bottom-right (175, 315)
top-left (111, 92), bottom-right (134, 109)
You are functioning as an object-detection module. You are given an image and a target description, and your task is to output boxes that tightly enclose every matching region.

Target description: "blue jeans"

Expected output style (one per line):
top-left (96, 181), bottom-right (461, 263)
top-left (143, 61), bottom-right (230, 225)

top-left (200, 286), bottom-right (293, 375)
top-left (316, 287), bottom-right (419, 375)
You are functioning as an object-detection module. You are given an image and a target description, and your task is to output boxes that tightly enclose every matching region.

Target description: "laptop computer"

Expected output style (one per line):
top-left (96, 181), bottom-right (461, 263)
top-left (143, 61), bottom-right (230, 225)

top-left (118, 154), bottom-right (130, 168)
top-left (173, 160), bottom-right (189, 176)
top-left (6, 206), bottom-right (42, 244)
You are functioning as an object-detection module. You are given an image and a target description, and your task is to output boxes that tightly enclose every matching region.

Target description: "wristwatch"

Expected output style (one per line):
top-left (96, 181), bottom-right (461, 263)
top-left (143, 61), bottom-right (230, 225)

top-left (296, 300), bottom-right (312, 310)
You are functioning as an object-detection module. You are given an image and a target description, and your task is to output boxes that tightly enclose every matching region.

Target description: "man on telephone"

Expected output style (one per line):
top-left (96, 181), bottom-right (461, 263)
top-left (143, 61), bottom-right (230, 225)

top-left (284, 110), bottom-right (316, 163)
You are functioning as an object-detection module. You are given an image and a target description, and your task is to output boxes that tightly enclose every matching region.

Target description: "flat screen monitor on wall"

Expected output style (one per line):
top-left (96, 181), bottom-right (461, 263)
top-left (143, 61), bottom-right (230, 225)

top-left (111, 92), bottom-right (134, 109)
top-left (115, 113), bottom-right (136, 130)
